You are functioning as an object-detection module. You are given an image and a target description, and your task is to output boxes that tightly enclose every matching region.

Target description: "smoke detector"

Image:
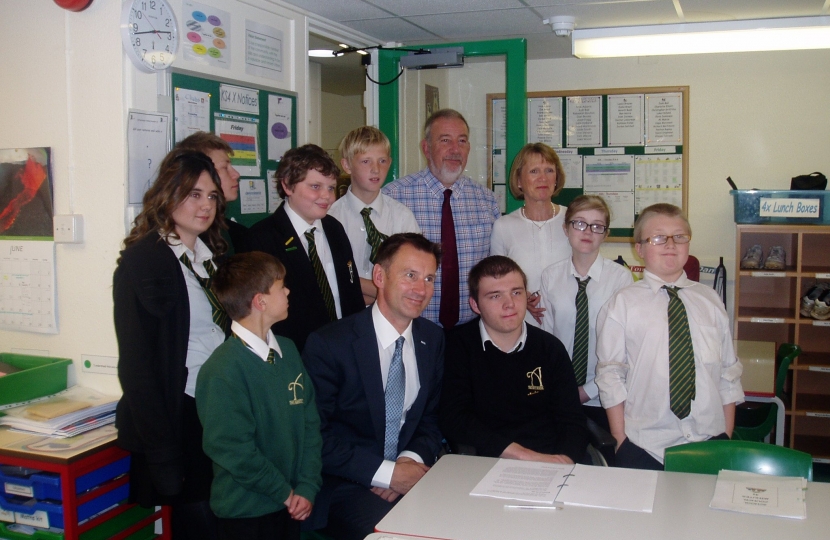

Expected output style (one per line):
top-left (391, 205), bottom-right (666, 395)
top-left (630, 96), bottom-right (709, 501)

top-left (544, 16), bottom-right (576, 37)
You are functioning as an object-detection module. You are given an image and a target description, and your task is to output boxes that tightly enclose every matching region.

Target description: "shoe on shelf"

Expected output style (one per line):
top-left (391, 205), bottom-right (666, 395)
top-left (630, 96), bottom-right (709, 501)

top-left (740, 244), bottom-right (764, 269)
top-left (763, 246), bottom-right (787, 270)
top-left (812, 289), bottom-right (830, 321)
top-left (801, 283), bottom-right (829, 317)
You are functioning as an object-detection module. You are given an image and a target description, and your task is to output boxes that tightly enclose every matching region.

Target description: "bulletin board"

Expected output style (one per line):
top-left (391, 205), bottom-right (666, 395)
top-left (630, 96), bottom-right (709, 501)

top-left (487, 86), bottom-right (689, 241)
top-left (171, 70), bottom-right (297, 227)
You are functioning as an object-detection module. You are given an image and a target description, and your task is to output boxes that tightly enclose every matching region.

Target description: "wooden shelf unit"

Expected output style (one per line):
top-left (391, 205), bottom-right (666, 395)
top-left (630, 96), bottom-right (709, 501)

top-left (735, 224), bottom-right (830, 462)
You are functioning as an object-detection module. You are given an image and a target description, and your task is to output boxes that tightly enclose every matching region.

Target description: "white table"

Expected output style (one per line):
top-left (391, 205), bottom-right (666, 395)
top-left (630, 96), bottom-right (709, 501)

top-left (375, 454), bottom-right (830, 540)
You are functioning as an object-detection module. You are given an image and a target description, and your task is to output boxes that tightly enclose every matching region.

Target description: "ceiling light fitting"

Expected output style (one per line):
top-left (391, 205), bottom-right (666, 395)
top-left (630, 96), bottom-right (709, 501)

top-left (572, 16), bottom-right (830, 58)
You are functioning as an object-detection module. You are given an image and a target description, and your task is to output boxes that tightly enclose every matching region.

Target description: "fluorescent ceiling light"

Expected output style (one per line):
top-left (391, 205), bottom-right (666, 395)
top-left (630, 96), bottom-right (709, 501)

top-left (573, 16), bottom-right (830, 58)
top-left (309, 49), bottom-right (335, 57)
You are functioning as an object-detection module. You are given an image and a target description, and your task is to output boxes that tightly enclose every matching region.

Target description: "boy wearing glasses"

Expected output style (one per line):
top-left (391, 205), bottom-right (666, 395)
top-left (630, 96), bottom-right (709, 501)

top-left (595, 203), bottom-right (744, 470)
top-left (539, 195), bottom-right (633, 433)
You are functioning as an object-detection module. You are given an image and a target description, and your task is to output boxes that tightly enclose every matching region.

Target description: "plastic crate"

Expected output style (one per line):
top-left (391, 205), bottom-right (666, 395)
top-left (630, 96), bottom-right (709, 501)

top-left (0, 505), bottom-right (156, 540)
top-left (0, 458), bottom-right (129, 502)
top-left (0, 355), bottom-right (72, 408)
top-left (731, 189), bottom-right (830, 225)
top-left (0, 481), bottom-right (128, 530)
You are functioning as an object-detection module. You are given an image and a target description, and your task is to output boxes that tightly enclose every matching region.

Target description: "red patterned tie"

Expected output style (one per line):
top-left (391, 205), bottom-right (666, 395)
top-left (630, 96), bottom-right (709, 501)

top-left (439, 189), bottom-right (459, 328)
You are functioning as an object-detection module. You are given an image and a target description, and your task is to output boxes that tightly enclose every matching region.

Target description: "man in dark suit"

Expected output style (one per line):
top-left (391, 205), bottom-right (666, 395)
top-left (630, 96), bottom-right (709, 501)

top-left (247, 144), bottom-right (364, 351)
top-left (303, 233), bottom-right (444, 540)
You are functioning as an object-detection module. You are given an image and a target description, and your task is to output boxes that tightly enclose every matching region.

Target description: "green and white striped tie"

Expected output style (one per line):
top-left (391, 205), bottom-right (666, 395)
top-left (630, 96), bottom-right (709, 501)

top-left (305, 228), bottom-right (336, 321)
top-left (179, 253), bottom-right (229, 333)
top-left (361, 207), bottom-right (388, 264)
top-left (572, 277), bottom-right (591, 386)
top-left (664, 286), bottom-right (696, 419)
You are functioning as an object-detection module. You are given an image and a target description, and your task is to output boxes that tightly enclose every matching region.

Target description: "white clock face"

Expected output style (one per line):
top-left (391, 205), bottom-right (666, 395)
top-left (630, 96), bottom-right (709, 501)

top-left (121, 0), bottom-right (179, 72)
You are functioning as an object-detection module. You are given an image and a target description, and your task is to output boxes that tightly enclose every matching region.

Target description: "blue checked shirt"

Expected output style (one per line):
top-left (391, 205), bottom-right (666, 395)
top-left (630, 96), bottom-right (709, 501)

top-left (383, 169), bottom-right (501, 326)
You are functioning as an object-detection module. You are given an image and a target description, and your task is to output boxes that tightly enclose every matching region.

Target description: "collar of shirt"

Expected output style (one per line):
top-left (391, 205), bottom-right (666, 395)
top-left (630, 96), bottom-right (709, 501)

top-left (422, 168), bottom-right (471, 199)
top-left (284, 201), bottom-right (324, 251)
top-left (642, 269), bottom-right (695, 293)
top-left (478, 318), bottom-right (527, 353)
top-left (345, 186), bottom-right (384, 215)
top-left (372, 302), bottom-right (414, 348)
top-left (570, 254), bottom-right (605, 282)
top-left (165, 234), bottom-right (215, 276)
top-left (231, 320), bottom-right (283, 361)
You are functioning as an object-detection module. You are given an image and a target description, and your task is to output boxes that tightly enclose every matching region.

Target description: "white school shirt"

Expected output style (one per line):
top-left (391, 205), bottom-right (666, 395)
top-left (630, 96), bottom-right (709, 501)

top-left (490, 207), bottom-right (572, 326)
top-left (595, 270), bottom-right (745, 463)
top-left (370, 302), bottom-right (423, 489)
top-left (168, 237), bottom-right (225, 397)
top-left (284, 201), bottom-right (343, 318)
top-left (539, 255), bottom-right (633, 406)
top-left (328, 188), bottom-right (420, 279)
top-left (231, 320), bottom-right (282, 361)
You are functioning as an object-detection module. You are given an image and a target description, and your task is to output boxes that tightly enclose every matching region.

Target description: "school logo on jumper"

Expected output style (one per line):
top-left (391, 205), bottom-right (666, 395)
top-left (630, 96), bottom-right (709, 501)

top-left (526, 367), bottom-right (544, 395)
top-left (288, 373), bottom-right (304, 405)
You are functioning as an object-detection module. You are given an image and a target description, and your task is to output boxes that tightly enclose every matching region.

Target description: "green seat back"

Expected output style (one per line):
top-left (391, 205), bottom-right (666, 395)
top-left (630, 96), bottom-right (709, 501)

top-left (664, 440), bottom-right (813, 480)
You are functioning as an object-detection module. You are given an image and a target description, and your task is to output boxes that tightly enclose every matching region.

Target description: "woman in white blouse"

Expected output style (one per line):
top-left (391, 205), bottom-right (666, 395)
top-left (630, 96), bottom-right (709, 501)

top-left (490, 143), bottom-right (571, 326)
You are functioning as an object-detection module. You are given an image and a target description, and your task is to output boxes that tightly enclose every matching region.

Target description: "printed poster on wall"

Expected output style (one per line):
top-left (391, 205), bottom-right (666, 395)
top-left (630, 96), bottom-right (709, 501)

top-left (528, 97), bottom-right (563, 148)
top-left (0, 240), bottom-right (58, 334)
top-left (127, 110), bottom-right (171, 204)
top-left (245, 19), bottom-right (283, 81)
top-left (645, 92), bottom-right (682, 146)
top-left (268, 94), bottom-right (293, 161)
top-left (173, 87), bottom-right (210, 142)
top-left (182, 1), bottom-right (231, 69)
top-left (214, 113), bottom-right (260, 176)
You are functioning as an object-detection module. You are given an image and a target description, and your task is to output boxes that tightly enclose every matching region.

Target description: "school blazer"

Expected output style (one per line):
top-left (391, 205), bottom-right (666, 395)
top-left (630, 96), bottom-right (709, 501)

top-left (247, 203), bottom-right (365, 352)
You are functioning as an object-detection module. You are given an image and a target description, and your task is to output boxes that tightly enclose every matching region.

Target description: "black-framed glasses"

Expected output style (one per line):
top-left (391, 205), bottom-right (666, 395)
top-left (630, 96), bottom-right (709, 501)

top-left (569, 220), bottom-right (608, 234)
top-left (640, 234), bottom-right (692, 246)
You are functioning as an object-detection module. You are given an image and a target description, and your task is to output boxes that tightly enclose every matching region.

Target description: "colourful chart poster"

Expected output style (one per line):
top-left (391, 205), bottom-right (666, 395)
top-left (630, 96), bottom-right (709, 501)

top-left (214, 114), bottom-right (260, 176)
top-left (268, 94), bottom-right (292, 161)
top-left (182, 1), bottom-right (231, 69)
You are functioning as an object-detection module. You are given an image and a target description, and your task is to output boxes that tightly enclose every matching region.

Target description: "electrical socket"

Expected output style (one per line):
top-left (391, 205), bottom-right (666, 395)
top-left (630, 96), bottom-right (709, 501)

top-left (54, 214), bottom-right (84, 243)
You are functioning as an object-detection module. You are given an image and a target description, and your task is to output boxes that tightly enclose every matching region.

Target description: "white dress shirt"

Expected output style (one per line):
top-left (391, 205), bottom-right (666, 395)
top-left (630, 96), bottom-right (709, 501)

top-left (284, 201), bottom-right (343, 318)
top-left (230, 320), bottom-right (282, 361)
top-left (595, 270), bottom-right (745, 463)
top-left (490, 207), bottom-right (572, 326)
top-left (370, 303), bottom-right (423, 489)
top-left (478, 318), bottom-right (527, 353)
top-left (539, 255), bottom-right (633, 406)
top-left (168, 237), bottom-right (225, 397)
top-left (328, 188), bottom-right (420, 279)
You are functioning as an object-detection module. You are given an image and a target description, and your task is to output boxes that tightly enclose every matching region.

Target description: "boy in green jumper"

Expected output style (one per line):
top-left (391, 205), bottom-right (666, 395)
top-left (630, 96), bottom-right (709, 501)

top-left (196, 251), bottom-right (322, 540)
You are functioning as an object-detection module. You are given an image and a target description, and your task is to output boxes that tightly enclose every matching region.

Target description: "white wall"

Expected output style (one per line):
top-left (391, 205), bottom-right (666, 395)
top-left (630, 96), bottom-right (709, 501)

top-left (0, 0), bottom-right (312, 395)
top-left (395, 48), bottom-right (830, 316)
top-left (527, 50), bottom-right (830, 277)
top-left (320, 93), bottom-right (365, 163)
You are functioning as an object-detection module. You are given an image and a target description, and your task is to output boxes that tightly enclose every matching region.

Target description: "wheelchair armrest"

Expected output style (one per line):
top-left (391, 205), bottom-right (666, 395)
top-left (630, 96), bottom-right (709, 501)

top-left (586, 417), bottom-right (616, 465)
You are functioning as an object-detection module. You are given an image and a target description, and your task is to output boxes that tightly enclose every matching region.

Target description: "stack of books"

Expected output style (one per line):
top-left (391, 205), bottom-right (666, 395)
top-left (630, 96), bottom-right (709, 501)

top-left (0, 387), bottom-right (118, 438)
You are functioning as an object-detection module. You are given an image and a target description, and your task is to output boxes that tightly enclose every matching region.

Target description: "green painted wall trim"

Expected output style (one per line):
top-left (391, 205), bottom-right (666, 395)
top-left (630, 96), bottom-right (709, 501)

top-left (378, 39), bottom-right (527, 212)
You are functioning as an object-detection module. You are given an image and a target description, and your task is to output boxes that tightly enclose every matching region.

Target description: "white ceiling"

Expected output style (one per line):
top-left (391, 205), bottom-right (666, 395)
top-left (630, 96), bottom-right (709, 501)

top-left (300, 0), bottom-right (830, 95)
top-left (291, 0), bottom-right (830, 60)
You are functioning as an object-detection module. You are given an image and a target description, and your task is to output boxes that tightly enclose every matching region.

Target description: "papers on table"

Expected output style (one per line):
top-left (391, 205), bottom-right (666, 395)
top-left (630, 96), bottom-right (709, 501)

top-left (0, 386), bottom-right (117, 438)
top-left (470, 459), bottom-right (658, 513)
top-left (710, 470), bottom-right (807, 519)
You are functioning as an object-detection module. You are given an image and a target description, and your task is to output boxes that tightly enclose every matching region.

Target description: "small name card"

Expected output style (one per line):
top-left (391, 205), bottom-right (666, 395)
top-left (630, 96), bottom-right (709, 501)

top-left (808, 366), bottom-right (830, 373)
top-left (806, 412), bottom-right (830, 419)
top-left (759, 198), bottom-right (820, 218)
top-left (751, 271), bottom-right (783, 277)
top-left (750, 317), bottom-right (785, 324)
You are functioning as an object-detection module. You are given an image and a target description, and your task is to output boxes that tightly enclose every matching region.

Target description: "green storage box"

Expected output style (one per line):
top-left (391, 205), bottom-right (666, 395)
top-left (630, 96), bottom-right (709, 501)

top-left (0, 354), bottom-right (72, 408)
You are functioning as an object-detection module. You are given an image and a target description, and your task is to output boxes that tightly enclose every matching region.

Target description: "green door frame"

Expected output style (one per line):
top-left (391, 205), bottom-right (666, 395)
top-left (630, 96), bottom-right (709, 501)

top-left (377, 39), bottom-right (527, 213)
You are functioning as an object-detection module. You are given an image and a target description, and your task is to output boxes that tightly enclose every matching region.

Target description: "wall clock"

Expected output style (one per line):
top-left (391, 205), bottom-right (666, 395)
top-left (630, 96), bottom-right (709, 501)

top-left (120, 0), bottom-right (180, 72)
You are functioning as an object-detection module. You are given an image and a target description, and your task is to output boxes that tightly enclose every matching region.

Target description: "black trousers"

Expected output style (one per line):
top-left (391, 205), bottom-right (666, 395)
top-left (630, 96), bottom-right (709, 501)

top-left (320, 482), bottom-right (397, 540)
top-left (615, 432), bottom-right (730, 471)
top-left (218, 509), bottom-right (299, 540)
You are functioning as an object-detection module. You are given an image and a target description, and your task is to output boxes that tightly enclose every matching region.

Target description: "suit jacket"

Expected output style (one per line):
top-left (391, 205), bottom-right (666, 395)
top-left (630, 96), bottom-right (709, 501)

top-left (247, 203), bottom-right (365, 351)
top-left (302, 307), bottom-right (445, 527)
